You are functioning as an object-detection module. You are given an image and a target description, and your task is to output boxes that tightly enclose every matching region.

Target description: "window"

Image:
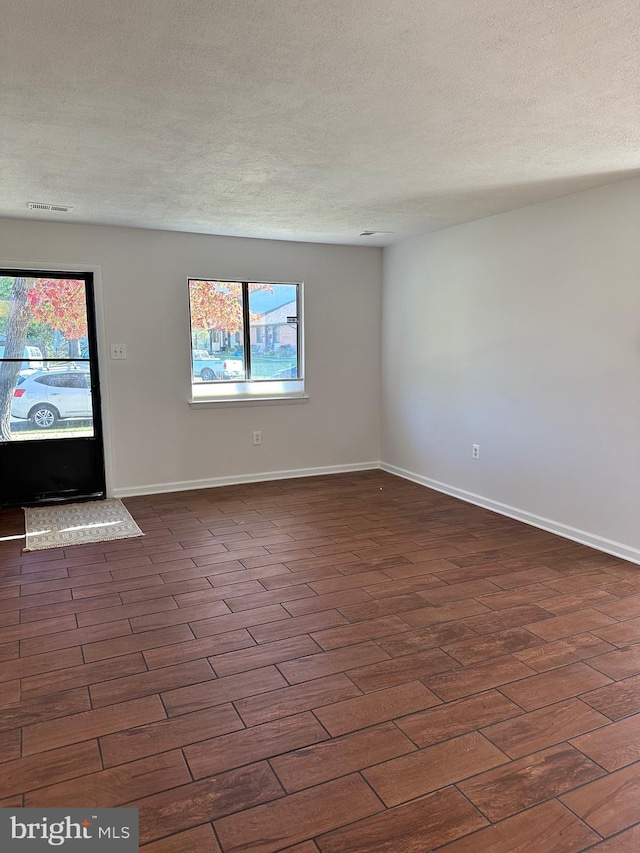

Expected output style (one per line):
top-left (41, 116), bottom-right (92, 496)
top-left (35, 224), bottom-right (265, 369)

top-left (36, 372), bottom-right (86, 388)
top-left (0, 274), bottom-right (96, 441)
top-left (188, 280), bottom-right (304, 402)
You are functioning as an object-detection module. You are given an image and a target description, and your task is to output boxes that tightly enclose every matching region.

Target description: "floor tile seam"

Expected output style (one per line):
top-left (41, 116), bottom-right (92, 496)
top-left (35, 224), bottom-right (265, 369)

top-left (212, 769), bottom-right (373, 851)
top-left (346, 759), bottom-right (502, 815)
top-left (578, 825), bottom-right (633, 851)
top-left (556, 767), bottom-right (640, 831)
top-left (8, 735), bottom-right (105, 796)
top-left (209, 641), bottom-right (324, 679)
top-left (479, 708), bottom-right (614, 760)
top-left (580, 694), bottom-right (635, 725)
top-left (232, 684), bottom-right (367, 730)
top-left (89, 659), bottom-right (218, 708)
top-left (452, 775), bottom-right (584, 826)
top-left (453, 792), bottom-right (604, 847)
top-left (423, 656), bottom-right (545, 702)
top-left (565, 733), bottom-right (635, 775)
top-left (278, 734), bottom-right (520, 812)
top-left (308, 691), bottom-right (440, 739)
top-left (492, 683), bottom-right (572, 715)
top-left (60, 756), bottom-right (212, 810)
top-left (521, 626), bottom-right (620, 645)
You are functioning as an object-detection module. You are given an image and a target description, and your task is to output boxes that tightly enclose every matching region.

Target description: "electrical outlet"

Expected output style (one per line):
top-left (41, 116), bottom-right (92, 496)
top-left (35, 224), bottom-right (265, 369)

top-left (253, 431), bottom-right (262, 446)
top-left (472, 444), bottom-right (480, 460)
top-left (110, 344), bottom-right (127, 360)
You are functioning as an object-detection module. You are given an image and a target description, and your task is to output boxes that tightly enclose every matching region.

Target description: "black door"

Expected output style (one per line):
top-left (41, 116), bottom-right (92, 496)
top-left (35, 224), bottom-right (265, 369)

top-left (0, 270), bottom-right (106, 506)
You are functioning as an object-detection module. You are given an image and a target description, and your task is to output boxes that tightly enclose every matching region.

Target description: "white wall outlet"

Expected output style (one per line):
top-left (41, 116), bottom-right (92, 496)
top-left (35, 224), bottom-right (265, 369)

top-left (472, 444), bottom-right (480, 459)
top-left (110, 344), bottom-right (127, 360)
top-left (253, 430), bottom-right (262, 446)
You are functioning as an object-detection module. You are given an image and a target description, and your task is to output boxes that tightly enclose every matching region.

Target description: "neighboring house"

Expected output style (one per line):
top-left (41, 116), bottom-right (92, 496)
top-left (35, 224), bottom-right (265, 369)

top-left (250, 300), bottom-right (297, 351)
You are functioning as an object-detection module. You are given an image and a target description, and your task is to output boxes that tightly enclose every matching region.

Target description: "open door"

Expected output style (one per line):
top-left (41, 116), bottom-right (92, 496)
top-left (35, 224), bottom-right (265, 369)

top-left (0, 270), bottom-right (106, 506)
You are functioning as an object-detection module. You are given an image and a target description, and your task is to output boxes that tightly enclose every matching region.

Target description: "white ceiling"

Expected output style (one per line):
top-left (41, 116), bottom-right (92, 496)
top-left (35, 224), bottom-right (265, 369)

top-left (1, 0), bottom-right (638, 246)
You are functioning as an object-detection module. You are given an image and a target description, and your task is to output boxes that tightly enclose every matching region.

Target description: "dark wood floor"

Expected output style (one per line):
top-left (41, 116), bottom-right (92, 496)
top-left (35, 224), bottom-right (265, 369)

top-left (1, 471), bottom-right (639, 851)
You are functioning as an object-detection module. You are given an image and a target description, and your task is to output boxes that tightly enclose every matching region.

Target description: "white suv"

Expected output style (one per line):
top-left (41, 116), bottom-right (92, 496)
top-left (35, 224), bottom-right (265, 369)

top-left (11, 368), bottom-right (92, 428)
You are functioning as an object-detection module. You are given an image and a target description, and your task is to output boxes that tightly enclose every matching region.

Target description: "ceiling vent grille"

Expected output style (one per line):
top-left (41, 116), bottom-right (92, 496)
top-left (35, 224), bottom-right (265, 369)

top-left (28, 202), bottom-right (73, 213)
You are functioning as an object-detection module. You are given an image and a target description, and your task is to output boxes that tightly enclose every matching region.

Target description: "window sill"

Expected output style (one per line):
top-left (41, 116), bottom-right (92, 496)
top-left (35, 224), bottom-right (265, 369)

top-left (189, 395), bottom-right (309, 409)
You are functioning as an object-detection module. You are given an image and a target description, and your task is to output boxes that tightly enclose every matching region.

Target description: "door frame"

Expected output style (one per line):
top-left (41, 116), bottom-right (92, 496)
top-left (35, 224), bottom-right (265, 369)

top-left (0, 258), bottom-right (114, 498)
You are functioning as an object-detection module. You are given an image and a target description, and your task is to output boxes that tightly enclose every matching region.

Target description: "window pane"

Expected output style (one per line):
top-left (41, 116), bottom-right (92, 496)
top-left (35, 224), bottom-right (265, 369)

top-left (0, 275), bottom-right (94, 441)
top-left (248, 283), bottom-right (298, 380)
top-left (188, 280), bottom-right (246, 382)
top-left (0, 276), bottom-right (89, 362)
top-left (3, 362), bottom-right (94, 442)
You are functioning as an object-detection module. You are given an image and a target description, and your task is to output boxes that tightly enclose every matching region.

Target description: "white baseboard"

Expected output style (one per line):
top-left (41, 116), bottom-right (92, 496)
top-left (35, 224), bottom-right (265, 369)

top-left (381, 462), bottom-right (640, 567)
top-left (112, 461), bottom-right (381, 499)
top-left (112, 458), bottom-right (640, 567)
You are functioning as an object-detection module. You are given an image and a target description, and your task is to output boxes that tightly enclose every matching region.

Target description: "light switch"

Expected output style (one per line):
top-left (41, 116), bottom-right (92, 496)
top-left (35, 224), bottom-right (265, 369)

top-left (110, 344), bottom-right (127, 360)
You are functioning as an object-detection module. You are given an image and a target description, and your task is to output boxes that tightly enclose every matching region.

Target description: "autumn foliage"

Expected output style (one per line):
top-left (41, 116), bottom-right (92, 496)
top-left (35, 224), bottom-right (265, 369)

top-left (189, 280), bottom-right (272, 333)
top-left (189, 280), bottom-right (243, 333)
top-left (27, 278), bottom-right (88, 339)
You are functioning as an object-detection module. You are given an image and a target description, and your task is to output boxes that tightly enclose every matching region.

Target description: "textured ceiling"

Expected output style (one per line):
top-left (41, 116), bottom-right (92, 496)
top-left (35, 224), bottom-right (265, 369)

top-left (1, 0), bottom-right (638, 245)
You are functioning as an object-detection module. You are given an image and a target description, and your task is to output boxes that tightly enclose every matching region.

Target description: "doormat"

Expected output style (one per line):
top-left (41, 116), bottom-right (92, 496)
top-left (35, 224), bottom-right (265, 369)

top-left (23, 499), bottom-right (144, 552)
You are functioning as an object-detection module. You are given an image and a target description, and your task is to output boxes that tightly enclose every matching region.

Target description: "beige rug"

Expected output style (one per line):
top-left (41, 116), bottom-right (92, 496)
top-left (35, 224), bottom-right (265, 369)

top-left (23, 499), bottom-right (144, 552)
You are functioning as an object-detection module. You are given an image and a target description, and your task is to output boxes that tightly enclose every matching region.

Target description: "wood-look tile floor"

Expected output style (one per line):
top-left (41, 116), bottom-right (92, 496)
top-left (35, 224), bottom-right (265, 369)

top-left (1, 470), bottom-right (639, 851)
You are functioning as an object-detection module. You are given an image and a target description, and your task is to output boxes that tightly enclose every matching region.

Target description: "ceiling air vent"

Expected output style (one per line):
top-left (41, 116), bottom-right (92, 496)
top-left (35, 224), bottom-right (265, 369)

top-left (359, 230), bottom-right (392, 237)
top-left (28, 202), bottom-right (73, 213)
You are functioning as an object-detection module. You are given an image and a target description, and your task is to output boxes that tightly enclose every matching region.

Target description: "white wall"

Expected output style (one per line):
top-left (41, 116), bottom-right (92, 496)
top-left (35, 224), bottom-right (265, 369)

top-left (0, 220), bottom-right (382, 494)
top-left (382, 178), bottom-right (640, 559)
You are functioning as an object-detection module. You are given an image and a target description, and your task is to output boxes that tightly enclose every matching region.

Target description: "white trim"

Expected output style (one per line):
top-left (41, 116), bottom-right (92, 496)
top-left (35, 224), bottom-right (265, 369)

top-left (189, 395), bottom-right (309, 409)
top-left (380, 462), bottom-right (640, 567)
top-left (187, 277), bottom-right (306, 408)
top-left (113, 457), bottom-right (640, 566)
top-left (112, 461), bottom-right (380, 498)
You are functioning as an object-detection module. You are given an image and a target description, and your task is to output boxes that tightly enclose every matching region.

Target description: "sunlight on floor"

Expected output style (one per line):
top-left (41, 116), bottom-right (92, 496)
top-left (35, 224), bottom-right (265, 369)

top-left (60, 520), bottom-right (122, 533)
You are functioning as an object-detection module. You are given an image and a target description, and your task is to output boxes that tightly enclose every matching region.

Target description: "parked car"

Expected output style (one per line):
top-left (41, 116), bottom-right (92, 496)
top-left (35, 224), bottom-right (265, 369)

top-left (11, 367), bottom-right (92, 428)
top-left (192, 350), bottom-right (244, 381)
top-left (191, 351), bottom-right (223, 381)
top-left (220, 357), bottom-right (244, 379)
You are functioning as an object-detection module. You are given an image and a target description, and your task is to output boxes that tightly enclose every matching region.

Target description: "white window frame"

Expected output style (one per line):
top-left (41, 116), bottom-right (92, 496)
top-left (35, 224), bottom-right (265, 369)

top-left (188, 279), bottom-right (306, 406)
